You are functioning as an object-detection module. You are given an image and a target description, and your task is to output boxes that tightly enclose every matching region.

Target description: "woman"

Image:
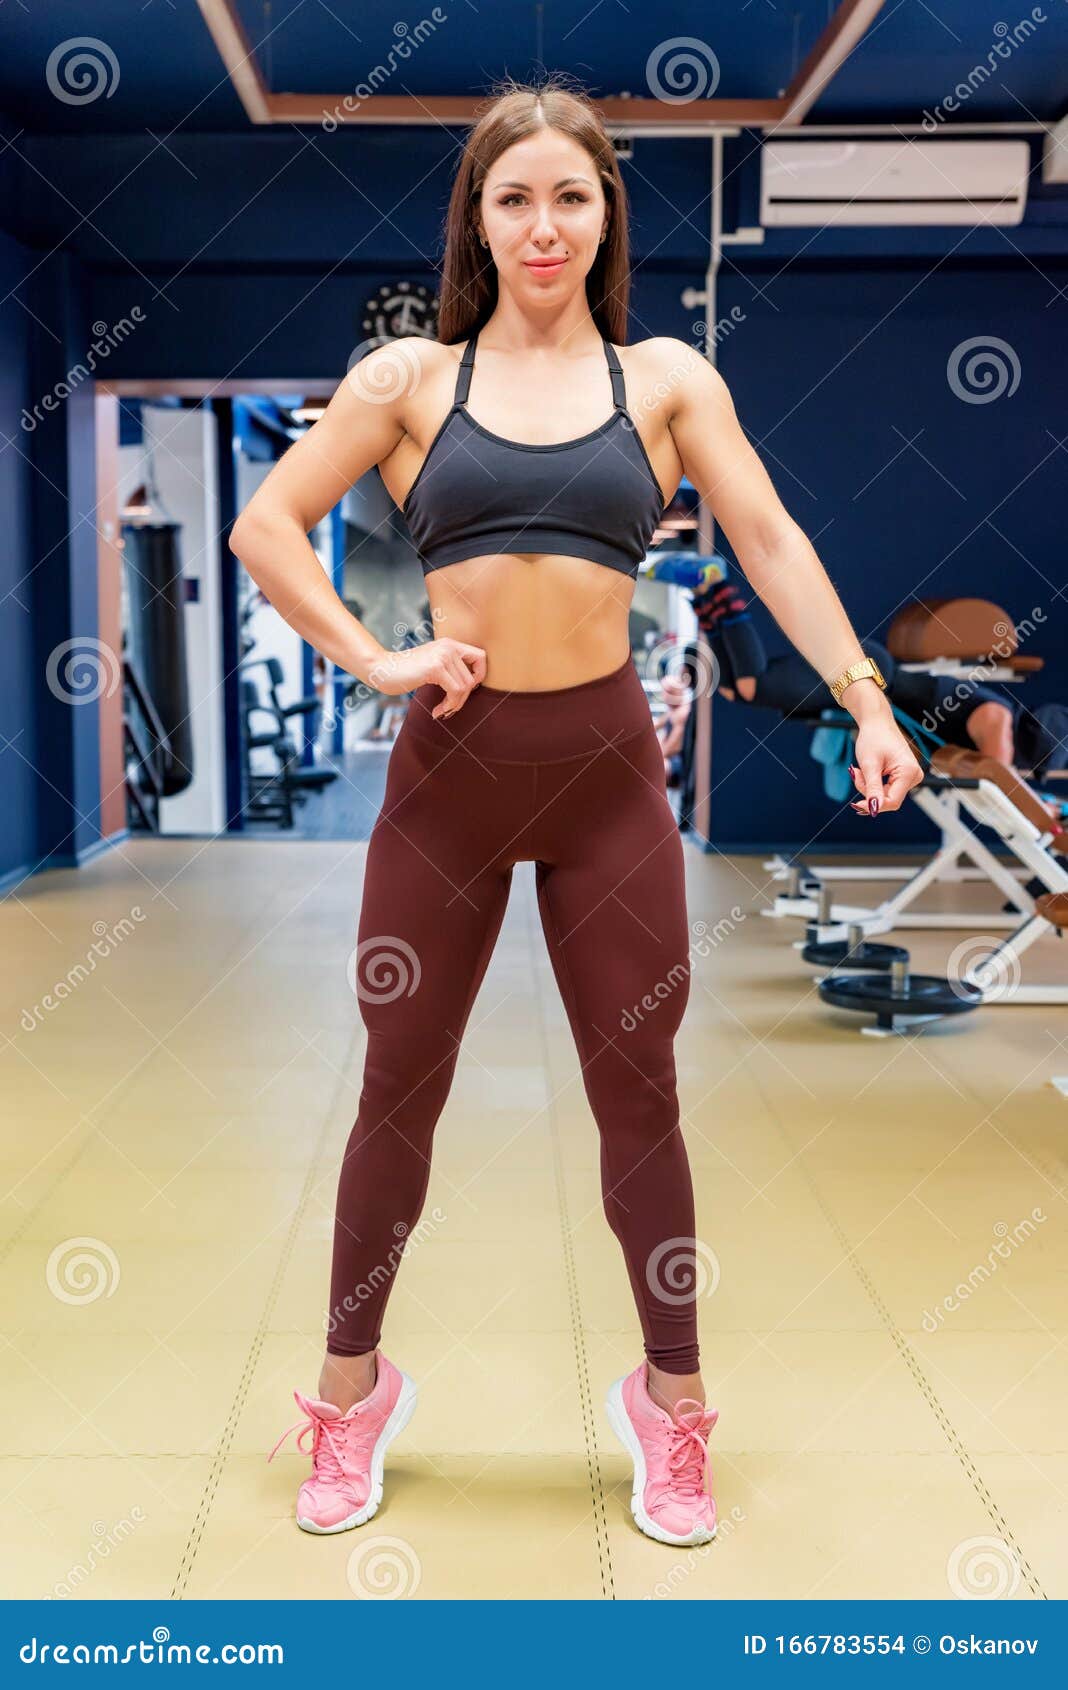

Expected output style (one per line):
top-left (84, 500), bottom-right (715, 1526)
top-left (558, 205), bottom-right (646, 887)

top-left (234, 77), bottom-right (924, 1549)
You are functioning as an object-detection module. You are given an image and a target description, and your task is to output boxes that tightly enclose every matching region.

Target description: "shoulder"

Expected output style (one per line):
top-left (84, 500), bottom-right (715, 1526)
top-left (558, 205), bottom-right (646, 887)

top-left (338, 335), bottom-right (460, 434)
top-left (349, 334), bottom-right (454, 397)
top-left (621, 336), bottom-right (733, 421)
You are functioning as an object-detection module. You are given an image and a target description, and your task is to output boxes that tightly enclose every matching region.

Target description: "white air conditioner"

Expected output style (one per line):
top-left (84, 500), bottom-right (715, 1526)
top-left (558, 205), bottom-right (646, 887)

top-left (760, 139), bottom-right (1030, 227)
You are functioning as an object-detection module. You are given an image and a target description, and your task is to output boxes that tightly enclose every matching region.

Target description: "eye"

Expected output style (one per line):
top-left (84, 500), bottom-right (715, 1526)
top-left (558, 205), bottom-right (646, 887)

top-left (498, 191), bottom-right (590, 207)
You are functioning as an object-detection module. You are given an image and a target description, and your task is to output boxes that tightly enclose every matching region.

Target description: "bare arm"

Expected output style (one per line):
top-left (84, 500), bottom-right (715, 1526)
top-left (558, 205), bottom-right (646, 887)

top-left (228, 345), bottom-right (408, 684)
top-left (231, 343), bottom-right (410, 686)
top-left (660, 713), bottom-right (687, 758)
top-left (666, 345), bottom-right (884, 717)
top-left (229, 339), bottom-right (486, 712)
top-left (664, 340), bottom-right (923, 813)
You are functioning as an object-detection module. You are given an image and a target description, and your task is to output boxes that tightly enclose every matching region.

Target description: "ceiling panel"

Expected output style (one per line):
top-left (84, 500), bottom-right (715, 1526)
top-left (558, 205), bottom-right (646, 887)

top-left (0, 1), bottom-right (1063, 133)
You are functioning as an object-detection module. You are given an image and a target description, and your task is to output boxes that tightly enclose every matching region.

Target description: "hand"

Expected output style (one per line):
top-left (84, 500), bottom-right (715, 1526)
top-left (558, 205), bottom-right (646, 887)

top-left (367, 637), bottom-right (487, 719)
top-left (849, 717), bottom-right (925, 816)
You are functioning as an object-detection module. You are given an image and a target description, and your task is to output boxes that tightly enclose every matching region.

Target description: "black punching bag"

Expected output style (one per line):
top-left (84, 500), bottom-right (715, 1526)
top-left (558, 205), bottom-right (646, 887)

top-left (123, 521), bottom-right (195, 796)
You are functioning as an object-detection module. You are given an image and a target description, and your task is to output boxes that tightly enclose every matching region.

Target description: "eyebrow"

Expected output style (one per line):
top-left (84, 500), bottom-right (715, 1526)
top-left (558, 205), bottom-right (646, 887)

top-left (494, 177), bottom-right (593, 191)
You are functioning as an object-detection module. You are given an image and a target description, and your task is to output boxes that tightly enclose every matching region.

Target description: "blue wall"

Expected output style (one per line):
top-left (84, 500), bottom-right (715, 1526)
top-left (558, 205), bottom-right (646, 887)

top-left (0, 226), bottom-right (38, 887)
top-left (1, 235), bottom-right (108, 890)
top-left (713, 259), bottom-right (1068, 848)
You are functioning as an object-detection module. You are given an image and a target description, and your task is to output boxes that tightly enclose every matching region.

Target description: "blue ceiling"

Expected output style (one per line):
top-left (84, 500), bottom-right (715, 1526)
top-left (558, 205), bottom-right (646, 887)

top-left (0, 1), bottom-right (1064, 133)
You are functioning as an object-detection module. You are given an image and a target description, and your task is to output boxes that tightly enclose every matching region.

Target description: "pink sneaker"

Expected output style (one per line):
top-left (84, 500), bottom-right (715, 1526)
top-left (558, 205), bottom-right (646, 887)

top-left (605, 1362), bottom-right (719, 1546)
top-left (267, 1350), bottom-right (417, 1534)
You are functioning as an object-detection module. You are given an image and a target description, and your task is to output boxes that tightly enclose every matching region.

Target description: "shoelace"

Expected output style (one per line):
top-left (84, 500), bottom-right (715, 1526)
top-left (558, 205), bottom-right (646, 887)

top-left (664, 1397), bottom-right (718, 1499)
top-left (267, 1407), bottom-right (365, 1483)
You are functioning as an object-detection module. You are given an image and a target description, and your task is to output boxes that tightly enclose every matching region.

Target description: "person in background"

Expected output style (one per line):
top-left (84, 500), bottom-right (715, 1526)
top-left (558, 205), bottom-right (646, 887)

top-left (693, 576), bottom-right (1065, 819)
top-left (652, 669), bottom-right (692, 787)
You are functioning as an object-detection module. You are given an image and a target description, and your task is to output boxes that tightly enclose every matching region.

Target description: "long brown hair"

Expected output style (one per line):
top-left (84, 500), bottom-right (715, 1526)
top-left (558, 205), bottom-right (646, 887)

top-left (436, 74), bottom-right (631, 347)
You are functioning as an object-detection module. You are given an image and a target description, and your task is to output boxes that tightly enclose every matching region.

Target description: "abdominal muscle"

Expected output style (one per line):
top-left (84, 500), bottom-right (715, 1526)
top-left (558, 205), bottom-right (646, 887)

top-left (422, 550), bottom-right (635, 691)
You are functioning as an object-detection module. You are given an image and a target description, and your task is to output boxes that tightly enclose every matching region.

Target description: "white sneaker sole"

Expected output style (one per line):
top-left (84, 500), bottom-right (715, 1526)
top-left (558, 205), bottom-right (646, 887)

top-left (604, 1376), bottom-right (718, 1549)
top-left (296, 1371), bottom-right (418, 1535)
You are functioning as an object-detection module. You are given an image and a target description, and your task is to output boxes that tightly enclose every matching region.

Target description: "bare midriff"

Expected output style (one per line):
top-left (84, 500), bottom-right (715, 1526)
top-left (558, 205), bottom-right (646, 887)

top-left (421, 549), bottom-right (637, 691)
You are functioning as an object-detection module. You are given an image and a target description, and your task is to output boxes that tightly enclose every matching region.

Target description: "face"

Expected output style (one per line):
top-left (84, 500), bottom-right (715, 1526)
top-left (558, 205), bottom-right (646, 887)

top-left (478, 128), bottom-right (608, 295)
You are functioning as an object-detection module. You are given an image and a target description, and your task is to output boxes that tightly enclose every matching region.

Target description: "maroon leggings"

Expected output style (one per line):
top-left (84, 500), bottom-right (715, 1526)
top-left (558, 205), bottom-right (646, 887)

top-left (328, 651), bottom-right (700, 1373)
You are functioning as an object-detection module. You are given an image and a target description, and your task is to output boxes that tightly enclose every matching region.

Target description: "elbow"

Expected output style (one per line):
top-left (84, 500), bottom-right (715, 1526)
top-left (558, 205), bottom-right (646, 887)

top-left (229, 508), bottom-right (274, 560)
top-left (230, 507), bottom-right (301, 560)
top-left (741, 515), bottom-right (809, 579)
top-left (229, 515), bottom-right (252, 559)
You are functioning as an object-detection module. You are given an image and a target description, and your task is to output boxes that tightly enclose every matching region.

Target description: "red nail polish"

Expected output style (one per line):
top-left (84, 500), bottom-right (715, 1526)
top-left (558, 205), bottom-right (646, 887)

top-left (868, 797), bottom-right (880, 816)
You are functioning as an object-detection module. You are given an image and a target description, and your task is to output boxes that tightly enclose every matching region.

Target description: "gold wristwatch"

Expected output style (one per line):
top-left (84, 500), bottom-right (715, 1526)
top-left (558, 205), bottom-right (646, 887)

top-left (828, 656), bottom-right (887, 706)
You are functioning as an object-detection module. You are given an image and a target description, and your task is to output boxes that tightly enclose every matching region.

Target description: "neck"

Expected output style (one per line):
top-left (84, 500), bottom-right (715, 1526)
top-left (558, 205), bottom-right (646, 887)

top-left (479, 299), bottom-right (603, 355)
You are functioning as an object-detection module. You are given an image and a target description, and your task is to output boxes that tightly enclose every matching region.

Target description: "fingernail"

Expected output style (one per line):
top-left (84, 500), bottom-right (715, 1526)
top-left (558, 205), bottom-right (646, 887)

top-left (868, 797), bottom-right (880, 816)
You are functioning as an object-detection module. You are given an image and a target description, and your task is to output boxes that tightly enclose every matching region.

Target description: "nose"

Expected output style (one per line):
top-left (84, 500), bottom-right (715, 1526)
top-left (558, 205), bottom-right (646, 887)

top-left (530, 203), bottom-right (559, 244)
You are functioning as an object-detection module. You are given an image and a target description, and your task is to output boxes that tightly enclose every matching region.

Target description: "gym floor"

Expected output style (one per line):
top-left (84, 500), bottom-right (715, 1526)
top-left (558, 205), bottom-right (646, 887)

top-left (1, 838), bottom-right (1064, 1600)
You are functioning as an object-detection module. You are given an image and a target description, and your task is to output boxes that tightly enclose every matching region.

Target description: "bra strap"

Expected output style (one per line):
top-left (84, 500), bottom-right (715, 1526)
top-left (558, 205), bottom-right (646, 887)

top-left (601, 336), bottom-right (628, 410)
top-left (454, 327), bottom-right (479, 405)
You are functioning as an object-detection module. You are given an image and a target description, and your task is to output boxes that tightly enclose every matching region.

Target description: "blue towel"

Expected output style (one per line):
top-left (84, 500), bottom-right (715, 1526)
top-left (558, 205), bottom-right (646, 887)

top-left (810, 713), bottom-right (855, 801)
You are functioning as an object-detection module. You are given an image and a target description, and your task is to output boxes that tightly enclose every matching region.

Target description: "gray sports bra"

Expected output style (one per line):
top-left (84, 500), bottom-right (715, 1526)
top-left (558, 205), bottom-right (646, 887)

top-left (402, 327), bottom-right (665, 577)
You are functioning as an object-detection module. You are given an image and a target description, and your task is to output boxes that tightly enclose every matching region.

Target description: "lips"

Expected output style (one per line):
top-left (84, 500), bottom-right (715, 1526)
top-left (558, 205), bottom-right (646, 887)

top-left (524, 258), bottom-right (567, 274)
